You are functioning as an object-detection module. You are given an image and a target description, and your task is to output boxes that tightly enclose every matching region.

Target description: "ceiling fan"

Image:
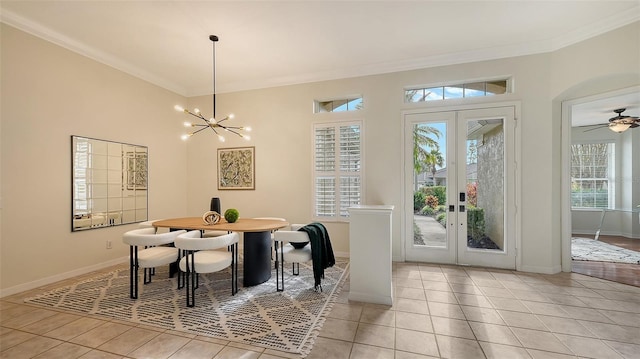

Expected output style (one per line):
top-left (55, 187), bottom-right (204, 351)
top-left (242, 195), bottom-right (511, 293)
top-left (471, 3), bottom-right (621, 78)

top-left (582, 108), bottom-right (639, 133)
top-left (607, 108), bottom-right (639, 133)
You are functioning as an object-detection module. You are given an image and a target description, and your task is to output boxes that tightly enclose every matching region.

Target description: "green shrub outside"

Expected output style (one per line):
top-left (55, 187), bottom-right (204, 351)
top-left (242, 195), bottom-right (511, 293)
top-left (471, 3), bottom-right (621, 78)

top-left (436, 213), bottom-right (446, 226)
top-left (421, 186), bottom-right (446, 207)
top-left (413, 191), bottom-right (425, 211)
top-left (420, 206), bottom-right (435, 215)
top-left (467, 207), bottom-right (485, 240)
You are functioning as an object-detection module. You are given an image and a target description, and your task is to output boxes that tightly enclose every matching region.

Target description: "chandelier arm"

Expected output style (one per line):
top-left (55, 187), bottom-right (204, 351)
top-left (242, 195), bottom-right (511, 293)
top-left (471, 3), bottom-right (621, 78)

top-left (191, 126), bottom-right (210, 135)
top-left (218, 126), bottom-right (244, 137)
top-left (184, 109), bottom-right (209, 122)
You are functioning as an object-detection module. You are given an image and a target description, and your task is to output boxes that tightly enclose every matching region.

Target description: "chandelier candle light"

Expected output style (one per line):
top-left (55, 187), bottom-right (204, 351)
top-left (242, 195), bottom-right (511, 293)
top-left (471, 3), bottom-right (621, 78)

top-left (176, 35), bottom-right (251, 141)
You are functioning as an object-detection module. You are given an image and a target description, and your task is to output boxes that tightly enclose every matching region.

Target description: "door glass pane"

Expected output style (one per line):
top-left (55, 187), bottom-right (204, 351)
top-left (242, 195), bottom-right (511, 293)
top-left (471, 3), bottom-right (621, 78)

top-left (466, 118), bottom-right (505, 252)
top-left (413, 122), bottom-right (447, 247)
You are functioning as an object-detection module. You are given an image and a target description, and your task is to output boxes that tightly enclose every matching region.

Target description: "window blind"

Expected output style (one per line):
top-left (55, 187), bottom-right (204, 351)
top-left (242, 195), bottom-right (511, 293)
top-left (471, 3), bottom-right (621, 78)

top-left (313, 122), bottom-right (362, 219)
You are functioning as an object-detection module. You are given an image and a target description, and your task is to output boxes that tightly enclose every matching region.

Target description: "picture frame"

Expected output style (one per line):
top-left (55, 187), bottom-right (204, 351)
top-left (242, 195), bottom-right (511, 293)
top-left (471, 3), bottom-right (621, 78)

top-left (217, 146), bottom-right (255, 190)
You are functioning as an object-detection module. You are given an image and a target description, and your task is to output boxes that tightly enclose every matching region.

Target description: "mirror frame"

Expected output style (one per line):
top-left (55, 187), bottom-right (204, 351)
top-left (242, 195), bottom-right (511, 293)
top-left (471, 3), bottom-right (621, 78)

top-left (71, 135), bottom-right (148, 231)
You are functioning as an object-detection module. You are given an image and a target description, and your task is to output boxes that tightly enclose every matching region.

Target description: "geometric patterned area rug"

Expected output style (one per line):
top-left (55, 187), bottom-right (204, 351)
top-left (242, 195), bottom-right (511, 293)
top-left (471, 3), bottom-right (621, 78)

top-left (572, 237), bottom-right (640, 264)
top-left (25, 258), bottom-right (349, 357)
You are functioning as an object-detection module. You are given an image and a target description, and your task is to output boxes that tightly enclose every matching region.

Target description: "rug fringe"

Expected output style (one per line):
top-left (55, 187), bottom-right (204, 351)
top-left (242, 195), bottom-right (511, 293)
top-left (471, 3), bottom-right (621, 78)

top-left (298, 262), bottom-right (350, 358)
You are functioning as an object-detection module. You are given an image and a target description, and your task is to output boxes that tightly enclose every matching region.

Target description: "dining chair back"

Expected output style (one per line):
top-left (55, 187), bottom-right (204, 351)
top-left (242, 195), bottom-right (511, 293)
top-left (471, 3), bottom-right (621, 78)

top-left (122, 227), bottom-right (186, 299)
top-left (175, 230), bottom-right (239, 307)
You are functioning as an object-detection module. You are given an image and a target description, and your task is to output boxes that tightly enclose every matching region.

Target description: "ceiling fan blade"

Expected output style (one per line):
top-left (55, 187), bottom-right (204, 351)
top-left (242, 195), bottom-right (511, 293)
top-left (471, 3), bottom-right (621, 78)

top-left (582, 125), bottom-right (608, 132)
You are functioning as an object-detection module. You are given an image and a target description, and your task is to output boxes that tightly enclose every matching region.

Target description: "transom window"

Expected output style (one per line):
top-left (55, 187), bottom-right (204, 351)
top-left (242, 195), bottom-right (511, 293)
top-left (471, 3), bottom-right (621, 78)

top-left (315, 97), bottom-right (363, 113)
top-left (571, 142), bottom-right (614, 208)
top-left (313, 121), bottom-right (362, 219)
top-left (405, 79), bottom-right (509, 103)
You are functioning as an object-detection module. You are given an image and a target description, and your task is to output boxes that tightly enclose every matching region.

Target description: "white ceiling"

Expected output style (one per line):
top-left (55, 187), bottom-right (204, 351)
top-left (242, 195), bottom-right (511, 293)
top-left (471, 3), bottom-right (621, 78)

top-left (1, 1), bottom-right (639, 126)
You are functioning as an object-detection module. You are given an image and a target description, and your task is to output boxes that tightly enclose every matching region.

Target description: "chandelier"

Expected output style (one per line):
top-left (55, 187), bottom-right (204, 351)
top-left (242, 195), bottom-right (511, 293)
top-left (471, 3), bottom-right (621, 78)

top-left (175, 35), bottom-right (251, 141)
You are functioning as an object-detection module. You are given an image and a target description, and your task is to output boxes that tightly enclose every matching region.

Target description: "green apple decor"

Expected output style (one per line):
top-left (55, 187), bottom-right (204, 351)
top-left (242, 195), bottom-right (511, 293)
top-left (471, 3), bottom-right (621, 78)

top-left (224, 208), bottom-right (239, 223)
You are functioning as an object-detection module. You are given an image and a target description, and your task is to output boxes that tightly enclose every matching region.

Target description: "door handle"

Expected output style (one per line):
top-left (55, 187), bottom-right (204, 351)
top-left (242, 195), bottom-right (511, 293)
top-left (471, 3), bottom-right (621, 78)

top-left (449, 205), bottom-right (455, 212)
top-left (459, 205), bottom-right (465, 212)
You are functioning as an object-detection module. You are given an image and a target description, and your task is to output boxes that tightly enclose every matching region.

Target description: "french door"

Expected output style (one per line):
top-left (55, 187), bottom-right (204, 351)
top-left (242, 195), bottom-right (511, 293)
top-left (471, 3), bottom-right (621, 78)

top-left (404, 107), bottom-right (517, 269)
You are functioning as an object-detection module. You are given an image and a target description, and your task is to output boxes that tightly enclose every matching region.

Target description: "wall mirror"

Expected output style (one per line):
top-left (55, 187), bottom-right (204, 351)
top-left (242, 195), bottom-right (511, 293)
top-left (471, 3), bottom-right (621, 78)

top-left (72, 136), bottom-right (148, 231)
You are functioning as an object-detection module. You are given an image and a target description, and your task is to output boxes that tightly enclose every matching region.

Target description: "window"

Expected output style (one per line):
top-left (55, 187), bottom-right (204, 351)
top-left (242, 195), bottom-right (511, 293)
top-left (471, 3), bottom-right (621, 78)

top-left (405, 79), bottom-right (509, 103)
top-left (571, 142), bottom-right (614, 208)
top-left (313, 121), bottom-right (362, 219)
top-left (315, 97), bottom-right (363, 113)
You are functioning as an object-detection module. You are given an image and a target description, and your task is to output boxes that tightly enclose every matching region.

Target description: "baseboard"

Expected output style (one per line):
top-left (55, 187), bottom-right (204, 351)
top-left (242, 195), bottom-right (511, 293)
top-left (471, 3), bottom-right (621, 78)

top-left (348, 290), bottom-right (393, 305)
top-left (0, 257), bottom-right (128, 298)
top-left (573, 230), bottom-right (640, 239)
top-left (519, 264), bottom-right (562, 275)
top-left (334, 250), bottom-right (350, 258)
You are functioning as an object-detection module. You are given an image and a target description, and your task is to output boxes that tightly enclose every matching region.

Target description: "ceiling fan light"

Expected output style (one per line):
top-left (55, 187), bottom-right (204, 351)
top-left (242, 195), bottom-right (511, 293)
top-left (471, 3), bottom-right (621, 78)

top-left (608, 122), bottom-right (631, 133)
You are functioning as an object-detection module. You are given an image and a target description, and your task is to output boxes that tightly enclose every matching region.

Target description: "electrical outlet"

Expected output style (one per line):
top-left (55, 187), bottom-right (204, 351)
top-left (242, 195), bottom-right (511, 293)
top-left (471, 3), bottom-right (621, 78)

top-left (106, 240), bottom-right (112, 249)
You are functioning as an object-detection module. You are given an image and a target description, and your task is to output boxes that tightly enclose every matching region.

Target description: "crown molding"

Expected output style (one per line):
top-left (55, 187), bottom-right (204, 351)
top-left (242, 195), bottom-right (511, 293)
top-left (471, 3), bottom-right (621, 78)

top-left (550, 5), bottom-right (640, 50)
top-left (3, 6), bottom-right (638, 97)
top-left (1, 9), bottom-right (188, 96)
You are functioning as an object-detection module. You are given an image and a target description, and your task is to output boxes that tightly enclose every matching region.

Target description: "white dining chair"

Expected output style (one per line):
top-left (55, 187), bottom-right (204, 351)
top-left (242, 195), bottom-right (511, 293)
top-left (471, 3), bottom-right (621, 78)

top-left (122, 227), bottom-right (186, 299)
top-left (273, 224), bottom-right (311, 291)
top-left (175, 230), bottom-right (239, 307)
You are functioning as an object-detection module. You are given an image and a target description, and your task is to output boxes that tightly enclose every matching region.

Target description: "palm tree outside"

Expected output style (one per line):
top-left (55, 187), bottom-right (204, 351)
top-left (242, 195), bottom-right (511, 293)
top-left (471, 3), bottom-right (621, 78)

top-left (425, 148), bottom-right (444, 185)
top-left (413, 124), bottom-right (442, 174)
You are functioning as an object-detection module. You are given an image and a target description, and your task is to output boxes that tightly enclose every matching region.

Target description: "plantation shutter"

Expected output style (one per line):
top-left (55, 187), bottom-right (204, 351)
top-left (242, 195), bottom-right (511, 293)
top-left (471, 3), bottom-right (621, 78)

top-left (314, 122), bottom-right (362, 219)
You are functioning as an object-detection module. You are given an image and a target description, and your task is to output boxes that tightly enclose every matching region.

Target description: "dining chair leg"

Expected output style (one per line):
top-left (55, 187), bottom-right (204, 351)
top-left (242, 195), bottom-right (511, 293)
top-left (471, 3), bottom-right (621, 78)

top-left (188, 270), bottom-right (197, 307)
top-left (177, 250), bottom-right (184, 290)
top-left (130, 246), bottom-right (139, 299)
top-left (231, 243), bottom-right (238, 295)
top-left (185, 251), bottom-right (196, 307)
top-left (276, 242), bottom-right (284, 292)
top-left (143, 268), bottom-right (151, 284)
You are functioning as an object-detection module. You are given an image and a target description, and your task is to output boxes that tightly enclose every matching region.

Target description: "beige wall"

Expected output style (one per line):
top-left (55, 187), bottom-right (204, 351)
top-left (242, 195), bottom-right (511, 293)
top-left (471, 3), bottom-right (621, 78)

top-left (1, 24), bottom-right (189, 294)
top-left (2, 21), bottom-right (639, 295)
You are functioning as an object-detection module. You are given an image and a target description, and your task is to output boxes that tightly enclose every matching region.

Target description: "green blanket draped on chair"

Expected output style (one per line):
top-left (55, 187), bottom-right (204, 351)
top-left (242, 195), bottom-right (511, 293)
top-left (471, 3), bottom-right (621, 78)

top-left (298, 222), bottom-right (335, 291)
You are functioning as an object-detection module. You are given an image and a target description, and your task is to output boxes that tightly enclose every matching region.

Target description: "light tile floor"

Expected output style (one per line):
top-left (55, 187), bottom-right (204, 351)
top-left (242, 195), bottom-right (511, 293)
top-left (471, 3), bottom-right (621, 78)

top-left (2, 262), bottom-right (639, 358)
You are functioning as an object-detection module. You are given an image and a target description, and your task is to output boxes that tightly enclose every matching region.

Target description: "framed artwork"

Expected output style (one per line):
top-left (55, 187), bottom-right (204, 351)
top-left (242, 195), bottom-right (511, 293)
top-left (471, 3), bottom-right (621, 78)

top-left (217, 146), bottom-right (255, 190)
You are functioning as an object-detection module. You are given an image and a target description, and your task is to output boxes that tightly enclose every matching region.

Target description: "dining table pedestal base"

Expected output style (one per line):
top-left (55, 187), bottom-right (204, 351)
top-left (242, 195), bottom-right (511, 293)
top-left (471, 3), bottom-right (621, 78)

top-left (243, 231), bottom-right (272, 286)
